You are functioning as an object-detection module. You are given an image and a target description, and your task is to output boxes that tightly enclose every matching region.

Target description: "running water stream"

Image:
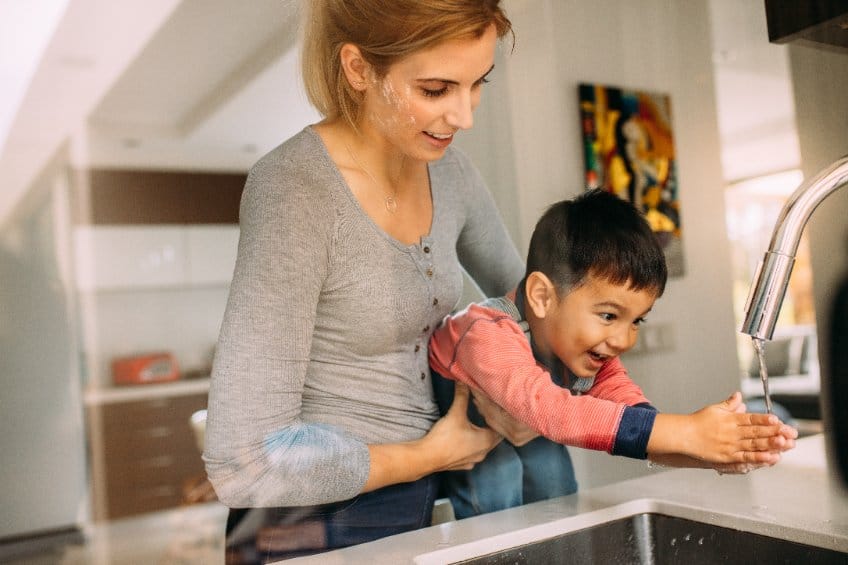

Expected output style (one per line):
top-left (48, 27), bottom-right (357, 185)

top-left (751, 337), bottom-right (773, 414)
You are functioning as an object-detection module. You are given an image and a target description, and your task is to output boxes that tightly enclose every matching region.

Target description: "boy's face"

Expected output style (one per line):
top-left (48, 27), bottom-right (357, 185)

top-left (532, 274), bottom-right (658, 378)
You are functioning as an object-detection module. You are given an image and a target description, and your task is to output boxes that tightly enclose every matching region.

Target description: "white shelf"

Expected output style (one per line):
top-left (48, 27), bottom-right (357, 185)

top-left (84, 377), bottom-right (210, 405)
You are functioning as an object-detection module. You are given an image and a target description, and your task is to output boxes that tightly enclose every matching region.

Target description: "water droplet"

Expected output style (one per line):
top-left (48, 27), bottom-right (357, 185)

top-left (698, 537), bottom-right (705, 545)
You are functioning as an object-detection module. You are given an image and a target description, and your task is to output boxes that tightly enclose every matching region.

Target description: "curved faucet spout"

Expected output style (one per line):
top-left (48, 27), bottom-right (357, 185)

top-left (741, 155), bottom-right (848, 340)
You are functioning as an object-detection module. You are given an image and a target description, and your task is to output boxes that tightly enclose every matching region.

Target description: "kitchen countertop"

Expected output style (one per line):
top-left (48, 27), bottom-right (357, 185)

top-left (291, 434), bottom-right (848, 563)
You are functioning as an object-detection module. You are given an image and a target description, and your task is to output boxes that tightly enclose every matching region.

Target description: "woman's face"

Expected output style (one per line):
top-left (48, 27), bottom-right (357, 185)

top-left (359, 23), bottom-right (498, 161)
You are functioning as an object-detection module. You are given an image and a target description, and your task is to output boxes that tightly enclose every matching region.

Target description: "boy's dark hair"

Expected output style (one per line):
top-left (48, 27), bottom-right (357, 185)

top-left (525, 189), bottom-right (668, 296)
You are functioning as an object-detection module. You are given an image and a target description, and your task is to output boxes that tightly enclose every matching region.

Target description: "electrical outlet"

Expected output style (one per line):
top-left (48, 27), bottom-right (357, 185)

top-left (629, 335), bottom-right (645, 355)
top-left (636, 323), bottom-right (675, 353)
top-left (642, 325), bottom-right (662, 351)
top-left (658, 323), bottom-right (675, 350)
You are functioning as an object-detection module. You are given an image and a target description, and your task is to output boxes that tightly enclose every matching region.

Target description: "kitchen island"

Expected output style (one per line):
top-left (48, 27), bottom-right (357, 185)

top-left (291, 434), bottom-right (848, 563)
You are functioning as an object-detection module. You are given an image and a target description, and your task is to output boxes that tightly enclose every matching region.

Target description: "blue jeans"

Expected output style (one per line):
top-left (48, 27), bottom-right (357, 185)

top-left (224, 474), bottom-right (438, 563)
top-left (432, 372), bottom-right (578, 519)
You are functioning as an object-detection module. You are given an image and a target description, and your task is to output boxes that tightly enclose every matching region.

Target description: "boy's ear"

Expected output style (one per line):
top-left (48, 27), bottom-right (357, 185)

top-left (339, 43), bottom-right (370, 92)
top-left (525, 271), bottom-right (556, 318)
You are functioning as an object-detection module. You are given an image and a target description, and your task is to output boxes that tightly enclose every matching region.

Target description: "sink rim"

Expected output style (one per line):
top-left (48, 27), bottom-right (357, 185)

top-left (412, 498), bottom-right (848, 565)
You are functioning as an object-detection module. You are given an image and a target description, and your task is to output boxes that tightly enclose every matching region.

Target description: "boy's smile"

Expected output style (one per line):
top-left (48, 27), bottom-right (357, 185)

top-left (530, 273), bottom-right (659, 378)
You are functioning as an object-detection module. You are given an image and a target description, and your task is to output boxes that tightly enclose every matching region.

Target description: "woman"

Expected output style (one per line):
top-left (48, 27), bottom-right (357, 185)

top-left (203, 0), bottom-right (525, 561)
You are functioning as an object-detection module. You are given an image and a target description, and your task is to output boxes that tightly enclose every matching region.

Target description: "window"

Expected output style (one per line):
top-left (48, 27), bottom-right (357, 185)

top-left (725, 169), bottom-right (820, 398)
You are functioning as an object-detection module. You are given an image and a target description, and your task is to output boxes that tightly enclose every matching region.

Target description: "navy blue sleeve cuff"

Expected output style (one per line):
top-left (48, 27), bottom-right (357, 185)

top-left (611, 405), bottom-right (658, 459)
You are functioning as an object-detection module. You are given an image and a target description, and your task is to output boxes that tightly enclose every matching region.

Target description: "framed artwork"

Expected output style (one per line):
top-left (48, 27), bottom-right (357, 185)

top-left (579, 83), bottom-right (684, 276)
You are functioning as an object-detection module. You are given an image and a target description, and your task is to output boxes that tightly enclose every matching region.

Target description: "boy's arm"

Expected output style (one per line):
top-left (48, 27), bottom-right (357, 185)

top-left (430, 311), bottom-right (796, 464)
top-left (587, 357), bottom-right (652, 406)
top-left (646, 392), bottom-right (797, 466)
top-left (430, 313), bottom-right (629, 453)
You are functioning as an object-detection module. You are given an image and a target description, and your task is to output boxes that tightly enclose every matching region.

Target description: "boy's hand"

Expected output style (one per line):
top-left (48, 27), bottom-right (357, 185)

top-left (471, 387), bottom-right (540, 447)
top-left (707, 391), bottom-right (797, 471)
top-left (712, 462), bottom-right (768, 475)
top-left (648, 391), bottom-right (798, 465)
top-left (723, 391), bottom-right (798, 446)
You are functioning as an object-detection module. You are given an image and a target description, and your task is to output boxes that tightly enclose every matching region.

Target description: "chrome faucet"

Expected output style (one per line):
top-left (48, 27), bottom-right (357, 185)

top-left (741, 155), bottom-right (848, 340)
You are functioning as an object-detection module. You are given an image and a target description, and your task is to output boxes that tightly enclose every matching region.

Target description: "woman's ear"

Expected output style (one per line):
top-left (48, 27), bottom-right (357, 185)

top-left (525, 271), bottom-right (556, 319)
top-left (339, 43), bottom-right (370, 92)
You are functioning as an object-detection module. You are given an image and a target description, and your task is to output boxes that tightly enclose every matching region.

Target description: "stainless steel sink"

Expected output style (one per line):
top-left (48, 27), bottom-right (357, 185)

top-left (452, 512), bottom-right (847, 564)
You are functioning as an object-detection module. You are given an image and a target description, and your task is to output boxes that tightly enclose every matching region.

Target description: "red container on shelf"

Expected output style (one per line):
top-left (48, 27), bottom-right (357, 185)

top-left (111, 352), bottom-right (180, 385)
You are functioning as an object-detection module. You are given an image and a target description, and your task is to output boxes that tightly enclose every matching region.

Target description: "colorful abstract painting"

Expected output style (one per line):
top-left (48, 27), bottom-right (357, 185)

top-left (579, 83), bottom-right (684, 276)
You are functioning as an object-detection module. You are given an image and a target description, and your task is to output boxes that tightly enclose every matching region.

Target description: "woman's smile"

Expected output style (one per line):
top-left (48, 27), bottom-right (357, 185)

top-left (358, 24), bottom-right (498, 163)
top-left (423, 130), bottom-right (455, 148)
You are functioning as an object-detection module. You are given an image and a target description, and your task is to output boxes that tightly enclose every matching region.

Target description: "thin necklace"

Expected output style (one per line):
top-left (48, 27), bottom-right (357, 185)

top-left (344, 142), bottom-right (401, 214)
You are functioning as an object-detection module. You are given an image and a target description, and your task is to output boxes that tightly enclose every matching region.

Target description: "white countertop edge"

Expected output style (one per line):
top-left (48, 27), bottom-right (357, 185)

top-left (84, 377), bottom-right (210, 404)
top-left (413, 497), bottom-right (848, 565)
top-left (290, 434), bottom-right (848, 564)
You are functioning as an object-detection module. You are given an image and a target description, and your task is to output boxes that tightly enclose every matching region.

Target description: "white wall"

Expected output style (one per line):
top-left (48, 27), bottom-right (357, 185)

top-left (77, 286), bottom-right (229, 387)
top-left (486, 0), bottom-right (742, 488)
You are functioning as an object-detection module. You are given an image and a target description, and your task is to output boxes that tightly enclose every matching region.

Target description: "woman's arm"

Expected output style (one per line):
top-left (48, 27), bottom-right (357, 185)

top-left (203, 154), bottom-right (375, 507)
top-left (452, 149), bottom-right (524, 297)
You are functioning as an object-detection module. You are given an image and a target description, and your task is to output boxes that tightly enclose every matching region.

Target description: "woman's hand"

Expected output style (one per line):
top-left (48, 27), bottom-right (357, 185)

top-left (425, 383), bottom-right (504, 471)
top-left (470, 387), bottom-right (540, 447)
top-left (363, 383), bottom-right (501, 493)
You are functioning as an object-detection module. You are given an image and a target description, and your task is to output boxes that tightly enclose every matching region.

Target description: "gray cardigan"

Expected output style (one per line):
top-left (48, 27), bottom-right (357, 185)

top-left (204, 127), bottom-right (523, 507)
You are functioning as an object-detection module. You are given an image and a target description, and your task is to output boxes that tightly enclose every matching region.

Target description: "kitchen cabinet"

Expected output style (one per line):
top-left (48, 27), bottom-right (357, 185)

top-left (764, 0), bottom-right (848, 49)
top-left (74, 226), bottom-right (186, 290)
top-left (73, 224), bottom-right (239, 291)
top-left (86, 384), bottom-right (209, 521)
top-left (72, 168), bottom-right (241, 519)
top-left (185, 225), bottom-right (240, 286)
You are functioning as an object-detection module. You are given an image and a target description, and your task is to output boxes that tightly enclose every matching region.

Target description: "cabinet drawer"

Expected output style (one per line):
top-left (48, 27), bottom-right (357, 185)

top-left (103, 423), bottom-right (198, 459)
top-left (99, 394), bottom-right (207, 429)
top-left (105, 451), bottom-right (204, 491)
top-left (104, 452), bottom-right (205, 519)
top-left (90, 392), bottom-right (209, 519)
top-left (107, 483), bottom-right (184, 519)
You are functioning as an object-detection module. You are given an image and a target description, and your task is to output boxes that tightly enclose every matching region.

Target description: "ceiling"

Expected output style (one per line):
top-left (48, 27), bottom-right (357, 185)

top-left (708, 0), bottom-right (801, 182)
top-left (0, 0), bottom-right (317, 225)
top-left (0, 0), bottom-right (799, 225)
top-left (86, 0), bottom-right (319, 172)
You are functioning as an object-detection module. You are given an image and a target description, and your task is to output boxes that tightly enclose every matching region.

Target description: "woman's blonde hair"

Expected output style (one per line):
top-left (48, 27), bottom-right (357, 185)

top-left (301, 0), bottom-right (513, 129)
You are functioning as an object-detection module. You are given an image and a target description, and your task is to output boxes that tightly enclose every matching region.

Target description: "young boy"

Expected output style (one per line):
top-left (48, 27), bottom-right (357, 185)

top-left (430, 189), bottom-right (797, 519)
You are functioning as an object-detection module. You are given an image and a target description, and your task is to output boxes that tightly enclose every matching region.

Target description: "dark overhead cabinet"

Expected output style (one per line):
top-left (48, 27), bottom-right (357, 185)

top-left (765, 0), bottom-right (848, 50)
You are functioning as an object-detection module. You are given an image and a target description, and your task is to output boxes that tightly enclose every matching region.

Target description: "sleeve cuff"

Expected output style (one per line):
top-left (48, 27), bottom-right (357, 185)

top-left (611, 405), bottom-right (658, 459)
